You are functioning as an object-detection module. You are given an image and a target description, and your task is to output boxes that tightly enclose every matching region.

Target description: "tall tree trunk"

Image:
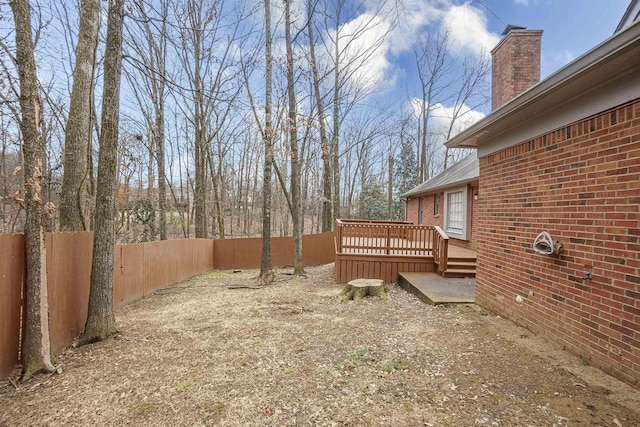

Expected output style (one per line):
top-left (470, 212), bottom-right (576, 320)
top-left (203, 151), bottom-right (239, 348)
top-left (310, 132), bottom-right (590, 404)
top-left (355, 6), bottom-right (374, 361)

top-left (284, 0), bottom-right (304, 274)
top-left (306, 0), bottom-right (332, 232)
top-left (87, 108), bottom-right (98, 229)
top-left (414, 31), bottom-right (450, 182)
top-left (194, 121), bottom-right (207, 238)
top-left (206, 145), bottom-right (225, 238)
top-left (147, 135), bottom-right (154, 196)
top-left (1, 129), bottom-right (7, 229)
top-left (83, 0), bottom-right (124, 344)
top-left (331, 24), bottom-right (341, 223)
top-left (59, 0), bottom-right (100, 231)
top-left (126, 0), bottom-right (169, 239)
top-left (387, 155), bottom-right (393, 219)
top-left (193, 27), bottom-right (207, 238)
top-left (419, 79), bottom-right (434, 182)
top-left (260, 0), bottom-right (273, 277)
top-left (156, 110), bottom-right (167, 239)
top-left (10, 0), bottom-right (55, 381)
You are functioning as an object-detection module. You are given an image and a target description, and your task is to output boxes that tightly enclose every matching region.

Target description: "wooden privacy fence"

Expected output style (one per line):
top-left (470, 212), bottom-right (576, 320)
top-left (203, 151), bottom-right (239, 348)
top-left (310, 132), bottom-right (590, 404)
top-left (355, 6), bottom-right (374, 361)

top-left (0, 231), bottom-right (334, 377)
top-left (0, 235), bottom-right (24, 382)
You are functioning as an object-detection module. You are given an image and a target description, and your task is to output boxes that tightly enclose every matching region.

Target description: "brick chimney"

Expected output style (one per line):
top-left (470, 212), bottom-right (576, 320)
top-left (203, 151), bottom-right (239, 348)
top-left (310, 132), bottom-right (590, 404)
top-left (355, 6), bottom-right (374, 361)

top-left (491, 25), bottom-right (543, 111)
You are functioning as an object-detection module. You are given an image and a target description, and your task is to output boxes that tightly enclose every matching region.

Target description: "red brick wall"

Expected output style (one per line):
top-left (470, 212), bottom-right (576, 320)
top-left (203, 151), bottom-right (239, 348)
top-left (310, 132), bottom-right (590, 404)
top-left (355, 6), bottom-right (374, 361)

top-left (491, 30), bottom-right (542, 111)
top-left (477, 99), bottom-right (640, 386)
top-left (406, 195), bottom-right (442, 228)
top-left (424, 194), bottom-right (440, 228)
top-left (406, 191), bottom-right (478, 251)
top-left (406, 197), bottom-right (420, 224)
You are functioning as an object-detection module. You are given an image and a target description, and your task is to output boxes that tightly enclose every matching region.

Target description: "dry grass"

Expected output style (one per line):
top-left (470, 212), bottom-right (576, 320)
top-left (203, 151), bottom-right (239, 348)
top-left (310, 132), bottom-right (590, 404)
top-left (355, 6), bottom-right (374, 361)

top-left (1, 264), bottom-right (639, 426)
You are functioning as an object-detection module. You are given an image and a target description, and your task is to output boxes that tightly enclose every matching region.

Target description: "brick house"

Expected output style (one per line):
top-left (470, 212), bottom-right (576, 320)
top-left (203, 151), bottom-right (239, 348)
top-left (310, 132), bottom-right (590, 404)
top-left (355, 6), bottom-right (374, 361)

top-left (402, 153), bottom-right (479, 251)
top-left (445, 7), bottom-right (640, 386)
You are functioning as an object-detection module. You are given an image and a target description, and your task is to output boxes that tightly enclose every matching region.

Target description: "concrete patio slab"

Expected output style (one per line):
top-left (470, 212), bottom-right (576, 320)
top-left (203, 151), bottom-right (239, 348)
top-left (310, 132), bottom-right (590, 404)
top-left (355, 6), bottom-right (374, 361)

top-left (398, 272), bottom-right (475, 305)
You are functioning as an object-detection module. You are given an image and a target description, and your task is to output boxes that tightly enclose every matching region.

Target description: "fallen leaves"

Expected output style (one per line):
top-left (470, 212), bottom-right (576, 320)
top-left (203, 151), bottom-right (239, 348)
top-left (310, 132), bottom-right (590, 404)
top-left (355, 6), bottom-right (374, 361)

top-left (0, 265), bottom-right (638, 426)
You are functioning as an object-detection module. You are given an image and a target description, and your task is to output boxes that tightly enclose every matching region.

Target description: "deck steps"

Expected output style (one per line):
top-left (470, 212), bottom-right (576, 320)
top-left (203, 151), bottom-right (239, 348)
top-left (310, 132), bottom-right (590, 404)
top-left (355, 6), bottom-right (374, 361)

top-left (443, 269), bottom-right (476, 278)
top-left (447, 257), bottom-right (477, 263)
top-left (441, 257), bottom-right (477, 278)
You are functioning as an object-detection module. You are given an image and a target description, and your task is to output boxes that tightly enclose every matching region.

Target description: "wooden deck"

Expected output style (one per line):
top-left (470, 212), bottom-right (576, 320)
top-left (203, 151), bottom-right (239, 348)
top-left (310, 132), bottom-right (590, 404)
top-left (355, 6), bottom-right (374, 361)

top-left (443, 245), bottom-right (477, 259)
top-left (334, 220), bottom-right (477, 284)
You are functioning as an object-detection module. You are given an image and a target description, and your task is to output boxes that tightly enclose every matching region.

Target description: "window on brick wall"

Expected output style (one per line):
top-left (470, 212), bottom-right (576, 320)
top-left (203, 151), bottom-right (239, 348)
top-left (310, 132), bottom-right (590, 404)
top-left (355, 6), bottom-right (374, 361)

top-left (434, 194), bottom-right (440, 215)
top-left (418, 197), bottom-right (424, 225)
top-left (444, 187), bottom-right (469, 240)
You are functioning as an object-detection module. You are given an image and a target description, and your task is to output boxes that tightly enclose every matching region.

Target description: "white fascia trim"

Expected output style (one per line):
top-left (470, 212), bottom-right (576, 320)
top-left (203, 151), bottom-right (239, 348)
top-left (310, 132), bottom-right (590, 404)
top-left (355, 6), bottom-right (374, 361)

top-left (446, 20), bottom-right (640, 151)
top-left (478, 70), bottom-right (640, 157)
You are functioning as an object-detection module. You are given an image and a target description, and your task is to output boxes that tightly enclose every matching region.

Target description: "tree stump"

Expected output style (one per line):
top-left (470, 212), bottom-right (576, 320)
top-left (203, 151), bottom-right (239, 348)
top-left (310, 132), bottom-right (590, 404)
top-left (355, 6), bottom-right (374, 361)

top-left (341, 278), bottom-right (388, 302)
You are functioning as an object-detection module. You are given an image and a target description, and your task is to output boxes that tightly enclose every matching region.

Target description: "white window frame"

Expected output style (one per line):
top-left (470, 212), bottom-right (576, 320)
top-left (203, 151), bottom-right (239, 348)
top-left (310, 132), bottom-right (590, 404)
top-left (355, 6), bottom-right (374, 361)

top-left (417, 197), bottom-right (424, 225)
top-left (444, 186), bottom-right (469, 240)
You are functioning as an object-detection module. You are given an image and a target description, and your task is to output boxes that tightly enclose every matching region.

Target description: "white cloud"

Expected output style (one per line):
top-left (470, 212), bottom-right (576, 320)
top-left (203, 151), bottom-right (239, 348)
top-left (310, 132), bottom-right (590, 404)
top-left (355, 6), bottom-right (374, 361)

top-left (432, 103), bottom-right (486, 138)
top-left (409, 99), bottom-right (486, 140)
top-left (441, 3), bottom-right (500, 57)
top-left (514, 0), bottom-right (529, 5)
top-left (387, 0), bottom-right (444, 54)
top-left (317, 1), bottom-right (499, 96)
top-left (324, 13), bottom-right (395, 92)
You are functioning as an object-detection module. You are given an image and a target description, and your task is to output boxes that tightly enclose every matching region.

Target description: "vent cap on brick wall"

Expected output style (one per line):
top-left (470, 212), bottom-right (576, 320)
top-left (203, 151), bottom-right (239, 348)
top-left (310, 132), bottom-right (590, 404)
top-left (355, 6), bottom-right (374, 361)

top-left (533, 231), bottom-right (562, 255)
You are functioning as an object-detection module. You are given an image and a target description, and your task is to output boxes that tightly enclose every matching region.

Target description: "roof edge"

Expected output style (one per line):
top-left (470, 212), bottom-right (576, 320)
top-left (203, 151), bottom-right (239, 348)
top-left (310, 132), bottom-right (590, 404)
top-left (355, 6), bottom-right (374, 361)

top-left (446, 19), bottom-right (640, 149)
top-left (616, 0), bottom-right (640, 33)
top-left (401, 177), bottom-right (479, 199)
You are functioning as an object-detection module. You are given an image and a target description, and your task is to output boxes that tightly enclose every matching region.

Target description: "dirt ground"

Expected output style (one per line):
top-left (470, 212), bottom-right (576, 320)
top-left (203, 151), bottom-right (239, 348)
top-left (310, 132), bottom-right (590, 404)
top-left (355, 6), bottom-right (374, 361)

top-left (1, 264), bottom-right (639, 426)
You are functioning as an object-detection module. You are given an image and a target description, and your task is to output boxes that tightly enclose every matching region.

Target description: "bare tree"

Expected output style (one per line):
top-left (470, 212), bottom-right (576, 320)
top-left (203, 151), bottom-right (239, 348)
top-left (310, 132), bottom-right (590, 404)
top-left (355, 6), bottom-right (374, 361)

top-left (260, 0), bottom-right (274, 276)
top-left (414, 30), bottom-right (452, 182)
top-left (442, 55), bottom-right (490, 168)
top-left (283, 0), bottom-right (303, 273)
top-left (0, 56), bottom-right (27, 233)
top-left (39, 80), bottom-right (66, 232)
top-left (392, 112), bottom-right (419, 216)
top-left (83, 0), bottom-right (125, 343)
top-left (175, 0), bottom-right (210, 238)
top-left (410, 25), bottom-right (492, 178)
top-left (165, 111), bottom-right (191, 238)
top-left (171, 0), bottom-right (247, 239)
top-left (124, 0), bottom-right (171, 240)
top-left (306, 0), bottom-right (332, 232)
top-left (9, 0), bottom-right (56, 380)
top-left (322, 0), bottom-right (393, 223)
top-left (59, 0), bottom-right (100, 231)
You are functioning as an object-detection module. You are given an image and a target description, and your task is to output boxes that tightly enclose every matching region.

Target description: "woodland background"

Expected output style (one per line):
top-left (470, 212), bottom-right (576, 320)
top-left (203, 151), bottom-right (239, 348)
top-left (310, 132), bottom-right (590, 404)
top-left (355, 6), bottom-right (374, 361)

top-left (0, 0), bottom-right (486, 243)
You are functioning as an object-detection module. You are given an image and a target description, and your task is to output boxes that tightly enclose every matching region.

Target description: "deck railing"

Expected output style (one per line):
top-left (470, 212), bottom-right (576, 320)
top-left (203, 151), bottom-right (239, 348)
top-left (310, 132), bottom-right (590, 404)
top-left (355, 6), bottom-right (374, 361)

top-left (432, 226), bottom-right (449, 275)
top-left (335, 219), bottom-right (437, 256)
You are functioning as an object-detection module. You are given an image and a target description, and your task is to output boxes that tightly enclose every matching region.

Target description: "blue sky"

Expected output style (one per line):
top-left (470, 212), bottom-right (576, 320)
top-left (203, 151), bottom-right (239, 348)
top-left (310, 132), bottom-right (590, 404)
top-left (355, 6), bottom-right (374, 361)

top-left (344, 0), bottom-right (634, 126)
top-left (479, 0), bottom-right (630, 78)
